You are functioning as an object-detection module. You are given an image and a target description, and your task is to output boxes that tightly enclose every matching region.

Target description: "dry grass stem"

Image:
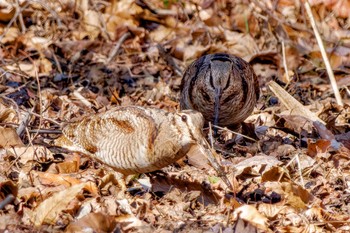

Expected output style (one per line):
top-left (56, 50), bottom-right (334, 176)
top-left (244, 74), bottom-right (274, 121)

top-left (106, 32), bottom-right (131, 64)
top-left (304, 1), bottom-right (343, 106)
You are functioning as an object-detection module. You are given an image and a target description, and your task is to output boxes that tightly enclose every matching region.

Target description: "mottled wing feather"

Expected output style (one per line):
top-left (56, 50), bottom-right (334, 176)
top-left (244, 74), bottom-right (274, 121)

top-left (61, 107), bottom-right (160, 174)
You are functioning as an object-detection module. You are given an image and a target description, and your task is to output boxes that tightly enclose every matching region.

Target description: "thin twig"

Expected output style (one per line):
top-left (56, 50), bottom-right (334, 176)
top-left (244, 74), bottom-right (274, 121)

top-left (198, 143), bottom-right (234, 191)
top-left (15, 0), bottom-right (26, 33)
top-left (157, 44), bottom-right (182, 76)
top-left (106, 32), bottom-right (131, 64)
top-left (29, 129), bottom-right (62, 134)
top-left (212, 125), bottom-right (257, 142)
top-left (73, 88), bottom-right (92, 108)
top-left (281, 40), bottom-right (291, 86)
top-left (92, 2), bottom-right (111, 41)
top-left (345, 86), bottom-right (350, 97)
top-left (16, 111), bottom-right (31, 137)
top-left (0, 1), bottom-right (30, 42)
top-left (284, 153), bottom-right (305, 187)
top-left (32, 0), bottom-right (63, 28)
top-left (31, 61), bottom-right (43, 144)
top-left (295, 153), bottom-right (305, 187)
top-left (304, 1), bottom-right (343, 106)
top-left (208, 122), bottom-right (214, 148)
top-left (25, 110), bottom-right (61, 126)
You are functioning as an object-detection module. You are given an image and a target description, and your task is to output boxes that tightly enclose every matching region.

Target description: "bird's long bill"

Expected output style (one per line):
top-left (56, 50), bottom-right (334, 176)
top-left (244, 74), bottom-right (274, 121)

top-left (214, 87), bottom-right (221, 129)
top-left (198, 138), bottom-right (233, 190)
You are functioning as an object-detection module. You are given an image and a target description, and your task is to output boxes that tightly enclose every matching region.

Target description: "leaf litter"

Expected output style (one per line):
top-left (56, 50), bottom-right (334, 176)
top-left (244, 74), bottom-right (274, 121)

top-left (0, 0), bottom-right (350, 232)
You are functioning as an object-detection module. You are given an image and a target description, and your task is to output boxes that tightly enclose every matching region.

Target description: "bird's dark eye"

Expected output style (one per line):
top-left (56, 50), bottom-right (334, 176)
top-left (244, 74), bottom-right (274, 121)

top-left (181, 115), bottom-right (187, 122)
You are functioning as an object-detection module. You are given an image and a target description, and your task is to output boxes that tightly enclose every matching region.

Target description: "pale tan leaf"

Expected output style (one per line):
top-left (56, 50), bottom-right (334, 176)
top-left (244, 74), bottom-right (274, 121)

top-left (0, 127), bottom-right (23, 148)
top-left (6, 146), bottom-right (53, 164)
top-left (0, 27), bottom-right (20, 44)
top-left (83, 10), bottom-right (101, 40)
top-left (31, 183), bottom-right (85, 226)
top-left (268, 81), bottom-right (325, 124)
top-left (234, 155), bottom-right (282, 178)
top-left (186, 144), bottom-right (212, 170)
top-left (66, 212), bottom-right (117, 233)
top-left (233, 205), bottom-right (269, 231)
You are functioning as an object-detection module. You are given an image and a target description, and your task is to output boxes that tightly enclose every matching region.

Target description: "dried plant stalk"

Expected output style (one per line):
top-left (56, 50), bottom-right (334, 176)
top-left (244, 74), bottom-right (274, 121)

top-left (304, 1), bottom-right (343, 106)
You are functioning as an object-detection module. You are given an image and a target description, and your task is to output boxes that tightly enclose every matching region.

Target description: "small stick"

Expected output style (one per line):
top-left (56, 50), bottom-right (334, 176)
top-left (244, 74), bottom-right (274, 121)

top-left (73, 88), bottom-right (92, 108)
top-left (208, 122), bottom-right (214, 148)
top-left (345, 86), bottom-right (350, 97)
top-left (26, 110), bottom-right (61, 126)
top-left (29, 129), bottom-right (62, 134)
top-left (212, 125), bottom-right (257, 142)
top-left (281, 40), bottom-right (291, 86)
top-left (106, 32), bottom-right (131, 64)
top-left (157, 44), bottom-right (182, 77)
top-left (16, 111), bottom-right (31, 137)
top-left (0, 1), bottom-right (30, 42)
top-left (15, 0), bottom-right (25, 33)
top-left (304, 1), bottom-right (343, 106)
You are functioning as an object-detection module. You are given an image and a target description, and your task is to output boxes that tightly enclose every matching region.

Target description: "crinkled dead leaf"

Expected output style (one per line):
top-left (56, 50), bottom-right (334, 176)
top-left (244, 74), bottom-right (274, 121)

top-left (0, 127), bottom-right (23, 148)
top-left (307, 139), bottom-right (331, 157)
top-left (5, 63), bottom-right (36, 77)
top-left (234, 155), bottom-right (282, 179)
top-left (0, 179), bottom-right (18, 199)
top-left (38, 58), bottom-right (53, 76)
top-left (223, 31), bottom-right (259, 60)
top-left (33, 171), bottom-right (98, 196)
top-left (309, 0), bottom-right (350, 18)
top-left (0, 102), bottom-right (18, 123)
top-left (277, 114), bottom-right (314, 134)
top-left (233, 205), bottom-right (269, 231)
top-left (257, 203), bottom-right (286, 219)
top-left (261, 166), bottom-right (291, 182)
top-left (0, 0), bottom-right (16, 21)
top-left (186, 144), bottom-right (212, 170)
top-left (305, 206), bottom-right (350, 228)
top-left (149, 25), bottom-right (175, 42)
top-left (183, 44), bottom-right (210, 62)
top-left (335, 131), bottom-right (350, 150)
top-left (268, 81), bottom-right (326, 124)
top-left (50, 153), bottom-right (80, 174)
top-left (66, 212), bottom-right (117, 233)
top-left (83, 10), bottom-right (101, 40)
top-left (264, 181), bottom-right (314, 209)
top-left (6, 146), bottom-right (53, 164)
top-left (31, 183), bottom-right (86, 226)
top-left (0, 27), bottom-right (20, 44)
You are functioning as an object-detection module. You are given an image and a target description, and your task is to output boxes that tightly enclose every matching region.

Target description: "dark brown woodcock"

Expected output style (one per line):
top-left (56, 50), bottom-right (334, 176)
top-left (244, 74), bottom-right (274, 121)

top-left (54, 106), bottom-right (209, 175)
top-left (180, 53), bottom-right (260, 128)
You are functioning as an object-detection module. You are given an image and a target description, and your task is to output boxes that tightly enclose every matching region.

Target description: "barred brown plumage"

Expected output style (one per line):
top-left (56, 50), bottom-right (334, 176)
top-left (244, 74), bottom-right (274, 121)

top-left (180, 53), bottom-right (260, 129)
top-left (54, 106), bottom-right (207, 175)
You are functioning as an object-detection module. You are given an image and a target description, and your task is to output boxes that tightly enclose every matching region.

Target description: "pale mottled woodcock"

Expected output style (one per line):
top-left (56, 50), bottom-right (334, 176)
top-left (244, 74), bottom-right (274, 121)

top-left (180, 53), bottom-right (260, 128)
top-left (55, 106), bottom-right (209, 175)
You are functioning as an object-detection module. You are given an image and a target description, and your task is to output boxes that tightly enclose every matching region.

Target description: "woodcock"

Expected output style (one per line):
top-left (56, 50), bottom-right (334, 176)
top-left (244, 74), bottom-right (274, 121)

top-left (180, 53), bottom-right (260, 128)
top-left (54, 106), bottom-right (211, 175)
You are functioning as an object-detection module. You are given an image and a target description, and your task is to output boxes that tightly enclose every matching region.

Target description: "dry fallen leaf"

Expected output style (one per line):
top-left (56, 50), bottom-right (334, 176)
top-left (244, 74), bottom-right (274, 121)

top-left (65, 212), bottom-right (117, 233)
top-left (0, 127), bottom-right (23, 148)
top-left (31, 183), bottom-right (86, 226)
top-left (232, 205), bottom-right (269, 232)
top-left (234, 155), bottom-right (282, 178)
top-left (268, 81), bottom-right (326, 124)
top-left (5, 146), bottom-right (53, 164)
